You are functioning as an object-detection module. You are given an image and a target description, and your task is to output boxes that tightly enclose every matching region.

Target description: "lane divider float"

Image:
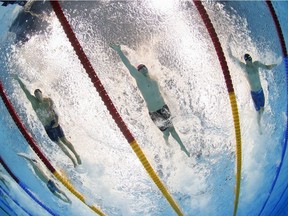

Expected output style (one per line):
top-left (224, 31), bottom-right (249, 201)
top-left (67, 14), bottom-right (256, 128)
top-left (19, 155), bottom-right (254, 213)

top-left (258, 2), bottom-right (288, 216)
top-left (0, 81), bottom-right (106, 216)
top-left (0, 157), bottom-right (58, 216)
top-left (0, 190), bottom-right (17, 216)
top-left (0, 184), bottom-right (32, 216)
top-left (49, 1), bottom-right (184, 215)
top-left (192, 1), bottom-right (242, 216)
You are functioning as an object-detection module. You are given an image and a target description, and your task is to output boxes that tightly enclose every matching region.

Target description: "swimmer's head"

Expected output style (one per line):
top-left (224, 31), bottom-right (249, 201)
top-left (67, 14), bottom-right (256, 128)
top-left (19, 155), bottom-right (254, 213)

top-left (137, 64), bottom-right (148, 75)
top-left (244, 54), bottom-right (252, 62)
top-left (34, 89), bottom-right (43, 101)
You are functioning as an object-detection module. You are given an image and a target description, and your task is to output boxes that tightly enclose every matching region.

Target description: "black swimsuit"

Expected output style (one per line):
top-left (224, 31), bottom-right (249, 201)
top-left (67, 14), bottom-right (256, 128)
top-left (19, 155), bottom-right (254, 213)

top-left (149, 105), bottom-right (173, 131)
top-left (47, 180), bottom-right (60, 193)
top-left (44, 121), bottom-right (65, 142)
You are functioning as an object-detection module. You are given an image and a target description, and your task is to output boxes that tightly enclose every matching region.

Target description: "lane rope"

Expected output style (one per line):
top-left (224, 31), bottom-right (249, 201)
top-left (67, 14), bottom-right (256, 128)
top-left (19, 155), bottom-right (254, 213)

top-left (0, 81), bottom-right (106, 216)
top-left (0, 193), bottom-right (17, 216)
top-left (258, 1), bottom-right (288, 216)
top-left (49, 1), bottom-right (184, 215)
top-left (0, 157), bottom-right (58, 216)
top-left (192, 1), bottom-right (242, 216)
top-left (0, 185), bottom-right (32, 216)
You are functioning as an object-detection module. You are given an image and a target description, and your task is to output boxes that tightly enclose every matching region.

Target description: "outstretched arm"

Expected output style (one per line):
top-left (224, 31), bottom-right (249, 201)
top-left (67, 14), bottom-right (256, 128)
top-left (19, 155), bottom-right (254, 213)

top-left (110, 44), bottom-right (139, 79)
top-left (48, 99), bottom-right (59, 128)
top-left (255, 61), bottom-right (277, 70)
top-left (227, 46), bottom-right (245, 69)
top-left (13, 76), bottom-right (38, 106)
top-left (51, 112), bottom-right (59, 128)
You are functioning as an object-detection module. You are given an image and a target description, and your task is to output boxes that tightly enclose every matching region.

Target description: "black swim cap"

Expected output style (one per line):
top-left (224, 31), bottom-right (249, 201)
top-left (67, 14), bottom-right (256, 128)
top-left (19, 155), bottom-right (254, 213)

top-left (34, 89), bottom-right (42, 94)
top-left (244, 54), bottom-right (252, 61)
top-left (137, 64), bottom-right (146, 71)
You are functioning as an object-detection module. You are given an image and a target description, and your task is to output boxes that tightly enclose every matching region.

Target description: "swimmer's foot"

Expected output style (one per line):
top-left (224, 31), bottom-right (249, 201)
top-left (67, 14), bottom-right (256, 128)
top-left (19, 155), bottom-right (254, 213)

top-left (182, 148), bottom-right (190, 157)
top-left (259, 126), bottom-right (263, 135)
top-left (164, 139), bottom-right (170, 147)
top-left (258, 121), bottom-right (263, 135)
top-left (76, 155), bottom-right (82, 165)
top-left (72, 159), bottom-right (77, 168)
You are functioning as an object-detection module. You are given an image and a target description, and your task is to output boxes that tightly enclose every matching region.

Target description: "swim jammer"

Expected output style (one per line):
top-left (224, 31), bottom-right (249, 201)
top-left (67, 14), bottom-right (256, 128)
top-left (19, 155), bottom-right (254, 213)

top-left (44, 121), bottom-right (65, 142)
top-left (251, 88), bottom-right (265, 111)
top-left (149, 105), bottom-right (173, 131)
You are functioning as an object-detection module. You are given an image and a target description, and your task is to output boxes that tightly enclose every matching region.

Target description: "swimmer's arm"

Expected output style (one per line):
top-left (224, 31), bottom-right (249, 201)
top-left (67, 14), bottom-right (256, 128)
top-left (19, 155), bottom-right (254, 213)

top-left (110, 44), bottom-right (140, 79)
top-left (48, 99), bottom-right (59, 127)
top-left (13, 76), bottom-right (38, 106)
top-left (227, 46), bottom-right (246, 69)
top-left (255, 61), bottom-right (277, 70)
top-left (53, 112), bottom-right (59, 127)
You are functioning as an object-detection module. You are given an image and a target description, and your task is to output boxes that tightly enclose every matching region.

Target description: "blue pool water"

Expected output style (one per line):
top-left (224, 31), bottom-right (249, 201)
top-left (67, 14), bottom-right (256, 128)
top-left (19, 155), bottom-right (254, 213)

top-left (0, 1), bottom-right (288, 216)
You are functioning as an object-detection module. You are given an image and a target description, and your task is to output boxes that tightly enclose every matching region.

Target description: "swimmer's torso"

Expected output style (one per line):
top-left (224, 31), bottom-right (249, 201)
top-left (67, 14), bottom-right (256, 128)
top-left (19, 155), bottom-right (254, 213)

top-left (136, 77), bottom-right (166, 112)
top-left (34, 98), bottom-right (57, 126)
top-left (31, 160), bottom-right (50, 184)
top-left (245, 64), bottom-right (262, 92)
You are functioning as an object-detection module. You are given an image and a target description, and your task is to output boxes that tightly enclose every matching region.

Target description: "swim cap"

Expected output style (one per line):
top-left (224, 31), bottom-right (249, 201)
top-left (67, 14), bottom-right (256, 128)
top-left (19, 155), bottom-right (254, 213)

top-left (137, 64), bottom-right (146, 71)
top-left (244, 54), bottom-right (252, 61)
top-left (34, 89), bottom-right (42, 94)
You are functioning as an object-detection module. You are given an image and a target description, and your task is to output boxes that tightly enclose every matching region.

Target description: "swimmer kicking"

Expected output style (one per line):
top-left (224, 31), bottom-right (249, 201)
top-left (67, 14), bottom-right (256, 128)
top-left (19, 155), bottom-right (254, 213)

top-left (227, 45), bottom-right (277, 133)
top-left (110, 44), bottom-right (190, 157)
top-left (17, 153), bottom-right (71, 203)
top-left (14, 75), bottom-right (81, 167)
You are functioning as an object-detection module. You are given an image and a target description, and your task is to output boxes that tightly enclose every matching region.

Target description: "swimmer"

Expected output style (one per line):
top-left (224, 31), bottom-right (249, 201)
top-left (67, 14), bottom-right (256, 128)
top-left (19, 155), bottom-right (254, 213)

top-left (17, 153), bottom-right (71, 203)
top-left (110, 44), bottom-right (190, 157)
top-left (14, 75), bottom-right (81, 167)
top-left (1, 1), bottom-right (26, 7)
top-left (227, 45), bottom-right (277, 133)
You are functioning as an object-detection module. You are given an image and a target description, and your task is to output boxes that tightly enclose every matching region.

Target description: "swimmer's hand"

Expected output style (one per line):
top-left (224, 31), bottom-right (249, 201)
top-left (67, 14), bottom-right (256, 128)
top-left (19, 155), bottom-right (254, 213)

top-left (11, 74), bottom-right (20, 81)
top-left (227, 35), bottom-right (234, 54)
top-left (276, 56), bottom-right (283, 67)
top-left (50, 120), bottom-right (59, 128)
top-left (228, 34), bottom-right (233, 42)
top-left (227, 43), bottom-right (234, 58)
top-left (109, 43), bottom-right (121, 52)
top-left (268, 64), bottom-right (277, 69)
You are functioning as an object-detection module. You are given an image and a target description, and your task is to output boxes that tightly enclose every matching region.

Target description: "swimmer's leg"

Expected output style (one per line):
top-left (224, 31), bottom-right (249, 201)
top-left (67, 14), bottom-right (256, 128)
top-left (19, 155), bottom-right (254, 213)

top-left (257, 107), bottom-right (264, 134)
top-left (169, 127), bottom-right (190, 157)
top-left (162, 129), bottom-right (170, 146)
top-left (59, 137), bottom-right (81, 165)
top-left (57, 190), bottom-right (71, 204)
top-left (55, 140), bottom-right (77, 167)
top-left (53, 188), bottom-right (71, 203)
